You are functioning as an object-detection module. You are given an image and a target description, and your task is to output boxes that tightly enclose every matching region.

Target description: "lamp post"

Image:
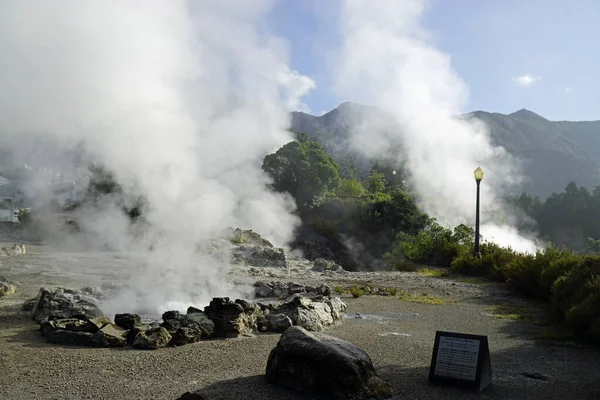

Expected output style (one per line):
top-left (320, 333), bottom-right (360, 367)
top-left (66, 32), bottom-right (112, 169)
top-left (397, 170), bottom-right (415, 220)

top-left (474, 167), bottom-right (484, 257)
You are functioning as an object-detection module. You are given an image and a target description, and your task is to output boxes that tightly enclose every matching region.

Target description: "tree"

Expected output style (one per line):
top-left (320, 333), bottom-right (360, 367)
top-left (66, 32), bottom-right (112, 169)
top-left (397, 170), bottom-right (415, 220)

top-left (262, 136), bottom-right (342, 213)
top-left (337, 178), bottom-right (366, 197)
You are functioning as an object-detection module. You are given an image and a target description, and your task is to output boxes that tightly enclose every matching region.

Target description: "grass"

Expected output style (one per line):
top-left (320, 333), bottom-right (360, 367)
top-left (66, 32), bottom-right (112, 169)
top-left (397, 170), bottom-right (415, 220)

top-left (484, 301), bottom-right (552, 325)
top-left (398, 292), bottom-right (454, 305)
top-left (417, 268), bottom-right (449, 278)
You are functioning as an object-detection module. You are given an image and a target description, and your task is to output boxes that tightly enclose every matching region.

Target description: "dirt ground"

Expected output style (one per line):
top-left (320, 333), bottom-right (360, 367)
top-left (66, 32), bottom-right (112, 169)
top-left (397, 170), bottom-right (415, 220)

top-left (1, 243), bottom-right (600, 399)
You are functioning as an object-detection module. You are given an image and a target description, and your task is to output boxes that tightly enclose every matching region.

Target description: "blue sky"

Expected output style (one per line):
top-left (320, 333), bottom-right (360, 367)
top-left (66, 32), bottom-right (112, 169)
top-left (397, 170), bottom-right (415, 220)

top-left (268, 0), bottom-right (599, 121)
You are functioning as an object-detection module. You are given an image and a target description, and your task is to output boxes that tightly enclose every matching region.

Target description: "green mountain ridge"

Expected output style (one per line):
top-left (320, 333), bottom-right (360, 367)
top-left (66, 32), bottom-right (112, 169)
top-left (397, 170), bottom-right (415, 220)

top-left (291, 104), bottom-right (600, 198)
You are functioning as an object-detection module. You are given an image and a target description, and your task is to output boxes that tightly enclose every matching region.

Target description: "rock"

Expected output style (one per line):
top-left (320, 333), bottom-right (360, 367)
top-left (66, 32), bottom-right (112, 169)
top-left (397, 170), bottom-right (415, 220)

top-left (254, 281), bottom-right (274, 298)
top-left (0, 244), bottom-right (27, 256)
top-left (114, 313), bottom-right (141, 330)
top-left (204, 297), bottom-right (260, 338)
top-left (182, 312), bottom-right (215, 338)
top-left (31, 287), bottom-right (103, 324)
top-left (40, 318), bottom-right (100, 336)
top-left (312, 258), bottom-right (344, 273)
top-left (162, 310), bottom-right (184, 321)
top-left (233, 246), bottom-right (287, 268)
top-left (187, 306), bottom-right (203, 314)
top-left (230, 228), bottom-right (274, 247)
top-left (170, 327), bottom-right (203, 346)
top-left (316, 283), bottom-right (332, 297)
top-left (22, 298), bottom-right (37, 311)
top-left (268, 313), bottom-right (293, 333)
top-left (133, 327), bottom-right (172, 350)
top-left (256, 315), bottom-right (271, 332)
top-left (266, 326), bottom-right (393, 399)
top-left (45, 330), bottom-right (95, 346)
top-left (92, 324), bottom-right (128, 347)
top-left (162, 318), bottom-right (183, 331)
top-left (127, 322), bottom-right (161, 345)
top-left (326, 297), bottom-right (348, 320)
top-left (271, 294), bottom-right (346, 332)
top-left (0, 281), bottom-right (16, 297)
top-left (254, 281), bottom-right (333, 299)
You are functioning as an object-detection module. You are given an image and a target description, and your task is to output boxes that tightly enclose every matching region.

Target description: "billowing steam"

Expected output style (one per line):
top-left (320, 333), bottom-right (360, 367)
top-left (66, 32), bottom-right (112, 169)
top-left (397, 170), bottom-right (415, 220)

top-left (0, 1), bottom-right (314, 313)
top-left (334, 0), bottom-right (538, 252)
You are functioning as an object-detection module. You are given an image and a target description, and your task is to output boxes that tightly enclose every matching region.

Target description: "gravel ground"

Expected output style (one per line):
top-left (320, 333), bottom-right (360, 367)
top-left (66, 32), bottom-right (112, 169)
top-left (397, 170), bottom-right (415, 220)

top-left (1, 243), bottom-right (600, 399)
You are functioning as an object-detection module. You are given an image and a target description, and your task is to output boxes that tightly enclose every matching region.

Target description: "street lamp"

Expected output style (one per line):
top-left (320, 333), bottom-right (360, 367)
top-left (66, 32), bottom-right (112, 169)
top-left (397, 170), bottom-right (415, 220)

top-left (474, 167), bottom-right (484, 257)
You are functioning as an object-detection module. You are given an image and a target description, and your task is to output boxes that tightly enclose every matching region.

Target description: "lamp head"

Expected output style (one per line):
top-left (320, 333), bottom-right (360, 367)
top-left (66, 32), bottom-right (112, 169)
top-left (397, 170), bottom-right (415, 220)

top-left (474, 167), bottom-right (484, 181)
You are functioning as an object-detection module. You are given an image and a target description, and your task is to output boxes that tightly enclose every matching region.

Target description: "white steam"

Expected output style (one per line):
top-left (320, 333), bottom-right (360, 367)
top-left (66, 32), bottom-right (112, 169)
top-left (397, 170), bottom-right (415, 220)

top-left (334, 0), bottom-right (538, 253)
top-left (0, 1), bottom-right (313, 313)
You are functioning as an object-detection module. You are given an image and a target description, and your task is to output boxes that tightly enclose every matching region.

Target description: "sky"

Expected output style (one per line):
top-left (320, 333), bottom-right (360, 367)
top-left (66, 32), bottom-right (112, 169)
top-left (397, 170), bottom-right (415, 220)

top-left (268, 0), bottom-right (599, 121)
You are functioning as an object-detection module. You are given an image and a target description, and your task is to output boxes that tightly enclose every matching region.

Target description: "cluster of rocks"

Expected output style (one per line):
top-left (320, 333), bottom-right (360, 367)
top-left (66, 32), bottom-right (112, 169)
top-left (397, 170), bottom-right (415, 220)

top-left (27, 283), bottom-right (347, 349)
top-left (0, 243), bottom-right (27, 256)
top-left (254, 280), bottom-right (332, 298)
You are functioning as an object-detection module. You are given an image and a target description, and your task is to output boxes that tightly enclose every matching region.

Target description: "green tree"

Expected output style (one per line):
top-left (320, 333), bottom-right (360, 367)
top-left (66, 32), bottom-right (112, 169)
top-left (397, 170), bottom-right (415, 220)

top-left (262, 136), bottom-right (342, 212)
top-left (337, 178), bottom-right (366, 197)
top-left (366, 170), bottom-right (387, 195)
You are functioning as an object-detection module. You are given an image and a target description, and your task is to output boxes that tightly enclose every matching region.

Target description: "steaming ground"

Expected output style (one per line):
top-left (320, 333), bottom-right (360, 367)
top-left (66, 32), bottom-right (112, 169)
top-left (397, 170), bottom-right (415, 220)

top-left (1, 243), bottom-right (599, 400)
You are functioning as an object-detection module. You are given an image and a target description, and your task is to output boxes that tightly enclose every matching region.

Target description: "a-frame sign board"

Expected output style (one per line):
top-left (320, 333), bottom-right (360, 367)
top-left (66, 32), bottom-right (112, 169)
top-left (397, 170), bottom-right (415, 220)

top-left (428, 331), bottom-right (492, 392)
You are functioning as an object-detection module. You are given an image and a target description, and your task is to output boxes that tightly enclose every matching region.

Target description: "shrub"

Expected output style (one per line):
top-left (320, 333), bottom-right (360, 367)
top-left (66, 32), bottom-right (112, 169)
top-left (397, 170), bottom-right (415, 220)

top-left (450, 243), bottom-right (516, 280)
top-left (349, 286), bottom-right (365, 298)
top-left (391, 221), bottom-right (473, 268)
top-left (550, 257), bottom-right (600, 339)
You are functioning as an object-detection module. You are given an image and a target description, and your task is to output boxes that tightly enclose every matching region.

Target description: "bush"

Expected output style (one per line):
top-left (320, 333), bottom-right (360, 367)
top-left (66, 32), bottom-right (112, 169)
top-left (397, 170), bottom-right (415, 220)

top-left (450, 242), bottom-right (517, 280)
top-left (390, 221), bottom-right (473, 267)
top-left (349, 286), bottom-right (365, 298)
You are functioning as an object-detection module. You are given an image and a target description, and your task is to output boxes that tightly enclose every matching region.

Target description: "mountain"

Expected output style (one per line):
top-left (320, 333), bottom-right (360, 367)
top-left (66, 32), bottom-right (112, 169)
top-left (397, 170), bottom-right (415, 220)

top-left (290, 104), bottom-right (600, 198)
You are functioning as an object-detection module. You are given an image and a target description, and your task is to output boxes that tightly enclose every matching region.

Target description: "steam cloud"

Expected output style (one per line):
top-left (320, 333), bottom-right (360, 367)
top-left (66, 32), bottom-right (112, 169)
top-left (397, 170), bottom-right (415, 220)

top-left (0, 1), bottom-right (314, 314)
top-left (334, 0), bottom-right (538, 252)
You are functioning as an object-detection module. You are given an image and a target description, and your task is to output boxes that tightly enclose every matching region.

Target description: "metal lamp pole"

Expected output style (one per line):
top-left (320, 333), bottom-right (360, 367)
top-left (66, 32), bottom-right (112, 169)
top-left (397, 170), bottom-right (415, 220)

top-left (474, 167), bottom-right (484, 257)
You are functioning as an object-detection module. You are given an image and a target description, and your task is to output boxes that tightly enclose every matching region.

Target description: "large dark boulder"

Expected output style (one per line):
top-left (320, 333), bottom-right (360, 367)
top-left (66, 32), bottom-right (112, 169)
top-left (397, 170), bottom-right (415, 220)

top-left (266, 326), bottom-right (392, 400)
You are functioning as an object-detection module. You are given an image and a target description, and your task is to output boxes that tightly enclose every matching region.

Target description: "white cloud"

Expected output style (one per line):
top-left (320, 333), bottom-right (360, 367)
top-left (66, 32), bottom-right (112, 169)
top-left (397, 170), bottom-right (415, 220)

top-left (564, 86), bottom-right (574, 94)
top-left (512, 74), bottom-right (541, 87)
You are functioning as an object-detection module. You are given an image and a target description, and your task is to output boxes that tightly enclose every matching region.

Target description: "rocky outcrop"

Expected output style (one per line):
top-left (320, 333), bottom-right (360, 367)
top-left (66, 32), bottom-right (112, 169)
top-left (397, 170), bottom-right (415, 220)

top-left (203, 297), bottom-right (261, 338)
top-left (0, 244), bottom-right (27, 256)
top-left (232, 246), bottom-right (286, 268)
top-left (225, 228), bottom-right (287, 268)
top-left (31, 287), bottom-right (104, 323)
top-left (254, 281), bottom-right (332, 299)
top-left (266, 326), bottom-right (393, 400)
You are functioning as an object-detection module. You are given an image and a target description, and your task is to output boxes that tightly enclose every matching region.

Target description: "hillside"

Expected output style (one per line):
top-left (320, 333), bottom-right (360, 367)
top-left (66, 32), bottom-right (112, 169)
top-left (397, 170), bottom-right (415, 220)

top-left (291, 104), bottom-right (600, 198)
